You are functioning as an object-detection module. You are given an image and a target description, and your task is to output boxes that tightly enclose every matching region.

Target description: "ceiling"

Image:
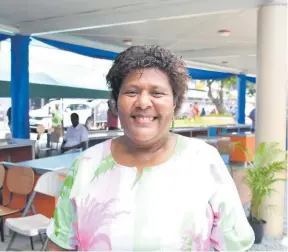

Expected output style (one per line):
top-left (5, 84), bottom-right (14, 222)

top-left (0, 0), bottom-right (284, 75)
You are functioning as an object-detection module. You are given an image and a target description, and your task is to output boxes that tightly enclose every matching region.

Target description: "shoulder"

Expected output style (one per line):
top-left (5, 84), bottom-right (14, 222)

top-left (177, 134), bottom-right (219, 158)
top-left (79, 124), bottom-right (88, 132)
top-left (67, 139), bottom-right (113, 194)
top-left (76, 139), bottom-right (111, 166)
top-left (176, 135), bottom-right (224, 174)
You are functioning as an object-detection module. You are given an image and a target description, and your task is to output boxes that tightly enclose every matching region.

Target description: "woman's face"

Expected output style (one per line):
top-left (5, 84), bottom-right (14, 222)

top-left (117, 68), bottom-right (175, 145)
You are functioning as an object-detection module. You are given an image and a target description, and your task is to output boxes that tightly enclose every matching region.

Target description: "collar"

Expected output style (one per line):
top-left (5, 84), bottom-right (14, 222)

top-left (72, 124), bottom-right (80, 129)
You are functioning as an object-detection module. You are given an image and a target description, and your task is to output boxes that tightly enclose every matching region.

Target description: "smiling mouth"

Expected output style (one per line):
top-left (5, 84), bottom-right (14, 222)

top-left (131, 115), bottom-right (157, 124)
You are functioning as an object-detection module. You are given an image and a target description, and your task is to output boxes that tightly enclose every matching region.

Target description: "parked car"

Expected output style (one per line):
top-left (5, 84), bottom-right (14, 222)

top-left (29, 99), bottom-right (92, 130)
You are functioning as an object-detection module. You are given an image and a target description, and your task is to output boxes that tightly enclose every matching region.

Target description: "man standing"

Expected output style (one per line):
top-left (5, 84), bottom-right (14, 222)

top-left (61, 113), bottom-right (88, 153)
top-left (51, 104), bottom-right (62, 128)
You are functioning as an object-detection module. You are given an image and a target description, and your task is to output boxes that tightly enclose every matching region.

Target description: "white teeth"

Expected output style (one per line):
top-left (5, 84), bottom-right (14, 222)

top-left (135, 116), bottom-right (154, 121)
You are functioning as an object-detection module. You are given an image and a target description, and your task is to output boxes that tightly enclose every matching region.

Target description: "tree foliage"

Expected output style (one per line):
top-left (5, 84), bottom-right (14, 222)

top-left (206, 76), bottom-right (237, 114)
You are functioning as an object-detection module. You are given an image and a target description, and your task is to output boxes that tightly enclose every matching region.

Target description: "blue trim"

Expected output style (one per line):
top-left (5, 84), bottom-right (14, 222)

top-left (245, 76), bottom-right (256, 83)
top-left (0, 33), bottom-right (10, 42)
top-left (33, 37), bottom-right (118, 60)
top-left (237, 75), bottom-right (246, 124)
top-left (10, 35), bottom-right (31, 139)
top-left (187, 68), bottom-right (235, 80)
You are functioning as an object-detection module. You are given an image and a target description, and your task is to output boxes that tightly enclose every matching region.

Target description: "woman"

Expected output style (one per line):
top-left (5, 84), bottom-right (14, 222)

top-left (47, 45), bottom-right (254, 251)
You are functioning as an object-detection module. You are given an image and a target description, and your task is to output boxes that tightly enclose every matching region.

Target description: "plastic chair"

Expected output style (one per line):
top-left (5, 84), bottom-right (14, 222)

top-left (36, 128), bottom-right (60, 157)
top-left (0, 166), bottom-right (34, 243)
top-left (5, 172), bottom-right (64, 251)
top-left (50, 131), bottom-right (61, 154)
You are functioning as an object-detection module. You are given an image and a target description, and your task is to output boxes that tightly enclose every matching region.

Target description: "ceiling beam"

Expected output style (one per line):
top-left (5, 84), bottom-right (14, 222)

top-left (180, 47), bottom-right (256, 59)
top-left (0, 23), bottom-right (19, 35)
top-left (18, 0), bottom-right (260, 35)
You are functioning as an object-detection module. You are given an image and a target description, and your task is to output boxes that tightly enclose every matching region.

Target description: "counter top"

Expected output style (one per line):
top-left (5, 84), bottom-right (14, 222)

top-left (171, 126), bottom-right (209, 132)
top-left (0, 138), bottom-right (35, 150)
top-left (88, 130), bottom-right (124, 140)
top-left (210, 124), bottom-right (252, 129)
top-left (221, 132), bottom-right (255, 137)
top-left (1, 152), bottom-right (79, 175)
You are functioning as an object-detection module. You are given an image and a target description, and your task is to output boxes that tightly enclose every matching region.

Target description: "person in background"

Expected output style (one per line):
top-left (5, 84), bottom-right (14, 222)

top-left (47, 45), bottom-right (254, 251)
top-left (61, 113), bottom-right (88, 153)
top-left (193, 102), bottom-right (200, 118)
top-left (6, 107), bottom-right (11, 132)
top-left (200, 107), bottom-right (206, 117)
top-left (106, 100), bottom-right (120, 130)
top-left (210, 108), bottom-right (217, 115)
top-left (51, 104), bottom-right (62, 128)
top-left (189, 104), bottom-right (195, 119)
top-left (249, 108), bottom-right (256, 133)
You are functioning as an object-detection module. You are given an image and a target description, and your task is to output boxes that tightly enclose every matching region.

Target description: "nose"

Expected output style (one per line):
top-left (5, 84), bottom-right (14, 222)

top-left (135, 92), bottom-right (152, 109)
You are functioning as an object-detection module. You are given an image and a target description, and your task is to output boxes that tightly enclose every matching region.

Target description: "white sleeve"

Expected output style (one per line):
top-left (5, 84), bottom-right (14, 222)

top-left (207, 145), bottom-right (255, 251)
top-left (80, 126), bottom-right (89, 142)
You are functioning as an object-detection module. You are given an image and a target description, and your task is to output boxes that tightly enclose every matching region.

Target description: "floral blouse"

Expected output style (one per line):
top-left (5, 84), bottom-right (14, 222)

top-left (47, 135), bottom-right (254, 251)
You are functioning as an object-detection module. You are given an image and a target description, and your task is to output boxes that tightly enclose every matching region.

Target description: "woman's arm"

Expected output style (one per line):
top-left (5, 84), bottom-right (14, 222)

top-left (47, 240), bottom-right (76, 251)
top-left (46, 159), bottom-right (80, 250)
top-left (208, 146), bottom-right (255, 251)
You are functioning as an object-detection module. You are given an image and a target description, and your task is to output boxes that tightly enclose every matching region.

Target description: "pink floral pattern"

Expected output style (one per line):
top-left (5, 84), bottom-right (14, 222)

top-left (73, 196), bottom-right (129, 251)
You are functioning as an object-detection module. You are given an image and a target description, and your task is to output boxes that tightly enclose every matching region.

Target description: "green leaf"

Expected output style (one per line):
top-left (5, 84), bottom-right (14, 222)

top-left (243, 142), bottom-right (287, 221)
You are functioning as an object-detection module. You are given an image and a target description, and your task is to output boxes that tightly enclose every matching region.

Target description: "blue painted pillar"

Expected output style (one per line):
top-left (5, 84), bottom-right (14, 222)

top-left (10, 35), bottom-right (30, 139)
top-left (237, 75), bottom-right (246, 124)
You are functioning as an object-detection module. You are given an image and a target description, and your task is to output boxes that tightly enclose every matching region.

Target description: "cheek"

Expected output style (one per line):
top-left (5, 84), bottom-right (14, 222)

top-left (154, 100), bottom-right (175, 120)
top-left (117, 96), bottom-right (132, 117)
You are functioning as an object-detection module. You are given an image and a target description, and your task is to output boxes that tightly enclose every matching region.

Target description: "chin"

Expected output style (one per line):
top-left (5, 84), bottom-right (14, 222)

top-left (125, 130), bottom-right (158, 144)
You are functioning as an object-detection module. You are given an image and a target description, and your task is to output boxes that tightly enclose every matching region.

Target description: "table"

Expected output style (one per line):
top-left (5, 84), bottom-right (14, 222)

top-left (171, 127), bottom-right (209, 137)
top-left (88, 130), bottom-right (124, 147)
top-left (208, 124), bottom-right (252, 136)
top-left (16, 152), bottom-right (78, 174)
top-left (0, 138), bottom-right (35, 162)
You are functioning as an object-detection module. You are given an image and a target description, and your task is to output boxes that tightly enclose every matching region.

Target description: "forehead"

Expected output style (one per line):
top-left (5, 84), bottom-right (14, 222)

top-left (123, 68), bottom-right (170, 88)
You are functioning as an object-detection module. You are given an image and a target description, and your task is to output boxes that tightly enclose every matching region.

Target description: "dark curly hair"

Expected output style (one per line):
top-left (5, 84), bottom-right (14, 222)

top-left (106, 45), bottom-right (190, 114)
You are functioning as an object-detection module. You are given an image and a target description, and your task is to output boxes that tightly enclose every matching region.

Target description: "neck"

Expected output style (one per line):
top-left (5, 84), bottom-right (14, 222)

top-left (121, 133), bottom-right (172, 155)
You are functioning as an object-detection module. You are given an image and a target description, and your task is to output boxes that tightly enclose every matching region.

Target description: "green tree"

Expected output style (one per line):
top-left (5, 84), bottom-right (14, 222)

top-left (207, 76), bottom-right (237, 114)
top-left (246, 82), bottom-right (256, 97)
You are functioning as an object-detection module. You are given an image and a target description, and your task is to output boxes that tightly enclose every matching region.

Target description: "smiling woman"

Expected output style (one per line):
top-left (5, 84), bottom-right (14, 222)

top-left (46, 45), bottom-right (254, 251)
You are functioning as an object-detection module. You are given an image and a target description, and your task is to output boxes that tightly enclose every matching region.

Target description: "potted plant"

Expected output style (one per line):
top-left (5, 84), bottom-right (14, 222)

top-left (243, 142), bottom-right (287, 244)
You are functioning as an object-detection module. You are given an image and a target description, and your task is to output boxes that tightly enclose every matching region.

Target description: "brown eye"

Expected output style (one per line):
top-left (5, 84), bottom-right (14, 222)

top-left (125, 90), bottom-right (137, 97)
top-left (152, 92), bottom-right (164, 98)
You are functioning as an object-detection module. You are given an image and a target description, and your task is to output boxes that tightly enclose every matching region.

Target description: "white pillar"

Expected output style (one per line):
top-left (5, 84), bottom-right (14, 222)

top-left (256, 2), bottom-right (287, 237)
